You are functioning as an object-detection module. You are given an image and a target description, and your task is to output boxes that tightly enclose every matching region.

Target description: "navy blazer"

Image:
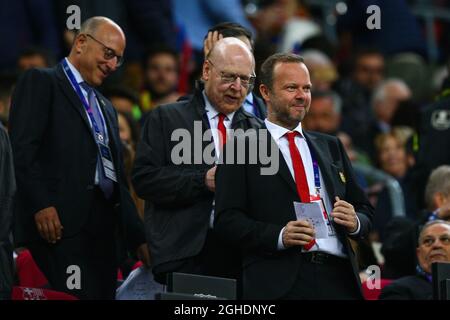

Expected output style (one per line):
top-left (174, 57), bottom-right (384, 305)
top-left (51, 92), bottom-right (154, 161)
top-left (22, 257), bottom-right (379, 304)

top-left (9, 63), bottom-right (145, 251)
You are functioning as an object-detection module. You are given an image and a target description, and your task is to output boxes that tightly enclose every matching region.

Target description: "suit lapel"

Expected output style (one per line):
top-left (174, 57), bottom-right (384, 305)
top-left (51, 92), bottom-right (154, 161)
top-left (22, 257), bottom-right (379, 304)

top-left (190, 91), bottom-right (215, 161)
top-left (303, 131), bottom-right (336, 198)
top-left (55, 64), bottom-right (96, 141)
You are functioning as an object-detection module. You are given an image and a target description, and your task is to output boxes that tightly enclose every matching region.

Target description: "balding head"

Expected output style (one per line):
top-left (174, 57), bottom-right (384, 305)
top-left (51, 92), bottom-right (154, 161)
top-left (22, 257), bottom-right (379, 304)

top-left (69, 16), bottom-right (126, 86)
top-left (207, 37), bottom-right (254, 70)
top-left (202, 38), bottom-right (255, 114)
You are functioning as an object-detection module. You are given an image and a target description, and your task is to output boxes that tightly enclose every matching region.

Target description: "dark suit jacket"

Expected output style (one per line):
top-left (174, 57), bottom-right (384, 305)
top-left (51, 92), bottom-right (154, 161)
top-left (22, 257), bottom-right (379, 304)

top-left (252, 95), bottom-right (267, 120)
top-left (379, 275), bottom-right (432, 300)
top-left (214, 127), bottom-right (374, 299)
top-left (9, 64), bottom-right (145, 252)
top-left (132, 90), bottom-right (263, 269)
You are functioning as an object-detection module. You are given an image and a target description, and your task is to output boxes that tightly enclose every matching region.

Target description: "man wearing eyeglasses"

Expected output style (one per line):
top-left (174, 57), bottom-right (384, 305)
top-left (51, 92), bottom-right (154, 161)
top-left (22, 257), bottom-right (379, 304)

top-left (9, 17), bottom-right (148, 300)
top-left (380, 220), bottom-right (450, 300)
top-left (132, 37), bottom-right (263, 287)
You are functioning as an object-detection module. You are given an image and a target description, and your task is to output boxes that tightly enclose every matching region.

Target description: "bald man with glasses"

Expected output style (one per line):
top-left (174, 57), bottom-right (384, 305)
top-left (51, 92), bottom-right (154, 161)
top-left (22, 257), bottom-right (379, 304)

top-left (9, 17), bottom-right (148, 300)
top-left (132, 37), bottom-right (263, 286)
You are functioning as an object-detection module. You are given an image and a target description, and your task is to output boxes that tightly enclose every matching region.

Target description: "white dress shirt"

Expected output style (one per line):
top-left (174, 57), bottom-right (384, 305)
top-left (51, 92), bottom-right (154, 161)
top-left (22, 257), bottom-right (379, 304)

top-left (265, 119), bottom-right (360, 258)
top-left (63, 58), bottom-right (109, 185)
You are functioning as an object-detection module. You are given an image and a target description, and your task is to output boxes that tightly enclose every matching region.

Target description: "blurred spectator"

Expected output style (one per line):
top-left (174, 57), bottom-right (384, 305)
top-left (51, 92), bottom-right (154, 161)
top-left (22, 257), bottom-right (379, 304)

top-left (17, 47), bottom-right (54, 71)
top-left (424, 166), bottom-right (450, 222)
top-left (117, 111), bottom-right (140, 151)
top-left (203, 22), bottom-right (266, 119)
top-left (337, 48), bottom-right (385, 154)
top-left (0, 73), bottom-right (16, 127)
top-left (276, 0), bottom-right (321, 54)
top-left (414, 63), bottom-right (450, 210)
top-left (118, 112), bottom-right (144, 219)
top-left (303, 90), bottom-right (341, 135)
top-left (0, 0), bottom-right (61, 72)
top-left (302, 49), bottom-right (338, 91)
top-left (105, 85), bottom-right (142, 121)
top-left (0, 123), bottom-right (15, 300)
top-left (379, 220), bottom-right (450, 300)
top-left (372, 130), bottom-right (418, 241)
top-left (140, 46), bottom-right (181, 114)
top-left (337, 132), bottom-right (371, 167)
top-left (372, 79), bottom-right (412, 134)
top-left (367, 79), bottom-right (412, 160)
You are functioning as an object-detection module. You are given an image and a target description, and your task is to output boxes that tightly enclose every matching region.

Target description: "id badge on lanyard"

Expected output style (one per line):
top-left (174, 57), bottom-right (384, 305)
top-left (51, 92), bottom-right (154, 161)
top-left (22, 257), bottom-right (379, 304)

top-left (310, 193), bottom-right (335, 237)
top-left (98, 141), bottom-right (117, 182)
top-left (309, 148), bottom-right (335, 237)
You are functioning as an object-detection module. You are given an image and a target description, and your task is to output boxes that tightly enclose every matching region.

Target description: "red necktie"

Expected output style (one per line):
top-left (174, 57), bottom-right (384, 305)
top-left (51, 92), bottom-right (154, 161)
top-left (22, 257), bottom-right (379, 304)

top-left (285, 131), bottom-right (316, 250)
top-left (218, 113), bottom-right (227, 147)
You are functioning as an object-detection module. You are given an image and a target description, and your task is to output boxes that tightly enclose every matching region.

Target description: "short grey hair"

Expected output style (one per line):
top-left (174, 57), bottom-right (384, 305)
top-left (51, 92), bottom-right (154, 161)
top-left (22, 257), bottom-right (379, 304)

top-left (371, 78), bottom-right (410, 107)
top-left (418, 220), bottom-right (450, 245)
top-left (424, 165), bottom-right (450, 210)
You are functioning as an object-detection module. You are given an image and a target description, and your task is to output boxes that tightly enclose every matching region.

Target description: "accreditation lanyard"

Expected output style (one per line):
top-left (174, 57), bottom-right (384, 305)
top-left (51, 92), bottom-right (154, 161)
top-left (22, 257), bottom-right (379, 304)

top-left (62, 59), bottom-right (107, 143)
top-left (308, 151), bottom-right (329, 219)
top-left (307, 149), bottom-right (334, 236)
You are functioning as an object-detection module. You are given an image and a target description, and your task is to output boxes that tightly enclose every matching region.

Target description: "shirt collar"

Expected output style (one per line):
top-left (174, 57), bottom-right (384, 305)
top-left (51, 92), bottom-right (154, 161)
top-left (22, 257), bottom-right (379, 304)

top-left (64, 57), bottom-right (85, 85)
top-left (264, 118), bottom-right (304, 142)
top-left (245, 92), bottom-right (254, 105)
top-left (202, 90), bottom-right (236, 122)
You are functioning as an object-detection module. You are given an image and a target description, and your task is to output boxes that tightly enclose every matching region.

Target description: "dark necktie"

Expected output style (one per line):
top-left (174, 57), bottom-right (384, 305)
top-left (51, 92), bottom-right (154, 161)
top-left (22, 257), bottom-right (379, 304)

top-left (285, 131), bottom-right (315, 250)
top-left (80, 82), bottom-right (114, 199)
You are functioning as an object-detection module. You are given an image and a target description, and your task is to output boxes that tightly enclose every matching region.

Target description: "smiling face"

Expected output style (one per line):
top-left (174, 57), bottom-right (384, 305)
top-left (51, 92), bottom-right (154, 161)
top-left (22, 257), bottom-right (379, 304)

top-left (261, 62), bottom-right (312, 130)
top-left (202, 39), bottom-right (254, 115)
top-left (71, 22), bottom-right (125, 87)
top-left (378, 135), bottom-right (408, 178)
top-left (417, 223), bottom-right (450, 274)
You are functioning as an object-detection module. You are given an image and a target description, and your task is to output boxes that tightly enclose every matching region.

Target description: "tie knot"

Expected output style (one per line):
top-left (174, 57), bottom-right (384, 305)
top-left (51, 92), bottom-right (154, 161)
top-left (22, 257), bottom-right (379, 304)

top-left (285, 131), bottom-right (300, 141)
top-left (218, 113), bottom-right (226, 122)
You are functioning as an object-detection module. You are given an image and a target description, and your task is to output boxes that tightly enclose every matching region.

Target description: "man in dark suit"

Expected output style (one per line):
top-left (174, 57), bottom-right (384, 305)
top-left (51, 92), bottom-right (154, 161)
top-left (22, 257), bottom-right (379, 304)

top-left (9, 17), bottom-right (149, 300)
top-left (132, 38), bottom-right (263, 284)
top-left (214, 53), bottom-right (374, 299)
top-left (380, 220), bottom-right (450, 300)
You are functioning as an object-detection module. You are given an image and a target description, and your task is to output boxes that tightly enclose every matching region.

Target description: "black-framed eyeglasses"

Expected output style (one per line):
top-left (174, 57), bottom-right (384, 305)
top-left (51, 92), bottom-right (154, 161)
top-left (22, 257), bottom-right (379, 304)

top-left (85, 34), bottom-right (124, 67)
top-left (207, 59), bottom-right (255, 89)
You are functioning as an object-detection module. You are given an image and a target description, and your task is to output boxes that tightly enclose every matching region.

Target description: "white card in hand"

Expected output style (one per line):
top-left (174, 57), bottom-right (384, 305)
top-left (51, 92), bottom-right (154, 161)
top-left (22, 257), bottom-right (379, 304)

top-left (293, 201), bottom-right (328, 239)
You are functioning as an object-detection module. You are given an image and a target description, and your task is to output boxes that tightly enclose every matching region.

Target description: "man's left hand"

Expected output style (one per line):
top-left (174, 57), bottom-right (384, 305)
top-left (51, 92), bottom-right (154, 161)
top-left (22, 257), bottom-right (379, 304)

top-left (331, 196), bottom-right (358, 233)
top-left (136, 243), bottom-right (151, 268)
